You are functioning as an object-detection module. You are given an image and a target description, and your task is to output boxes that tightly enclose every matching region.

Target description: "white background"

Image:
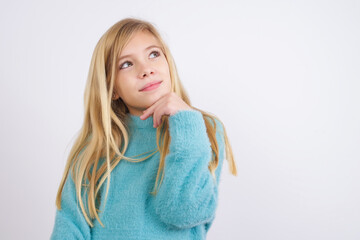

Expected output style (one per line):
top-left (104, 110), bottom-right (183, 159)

top-left (0, 0), bottom-right (359, 239)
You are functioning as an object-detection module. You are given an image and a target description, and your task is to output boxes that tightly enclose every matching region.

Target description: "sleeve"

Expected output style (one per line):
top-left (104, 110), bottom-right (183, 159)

top-left (50, 171), bottom-right (91, 240)
top-left (153, 109), bottom-right (226, 229)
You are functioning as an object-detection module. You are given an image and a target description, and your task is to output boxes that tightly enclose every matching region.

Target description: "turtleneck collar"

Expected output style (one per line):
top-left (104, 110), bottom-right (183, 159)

top-left (125, 113), bottom-right (155, 130)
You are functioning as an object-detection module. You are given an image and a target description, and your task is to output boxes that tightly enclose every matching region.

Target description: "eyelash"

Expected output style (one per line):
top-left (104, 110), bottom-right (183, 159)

top-left (119, 50), bottom-right (161, 70)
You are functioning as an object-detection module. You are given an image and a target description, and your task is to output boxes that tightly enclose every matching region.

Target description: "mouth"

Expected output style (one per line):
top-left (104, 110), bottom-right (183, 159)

top-left (139, 81), bottom-right (163, 92)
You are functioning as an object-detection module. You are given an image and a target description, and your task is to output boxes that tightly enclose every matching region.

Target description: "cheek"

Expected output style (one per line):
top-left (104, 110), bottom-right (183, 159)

top-left (115, 75), bottom-right (134, 96)
top-left (159, 60), bottom-right (170, 78)
top-left (162, 69), bottom-right (172, 92)
top-left (119, 70), bottom-right (136, 82)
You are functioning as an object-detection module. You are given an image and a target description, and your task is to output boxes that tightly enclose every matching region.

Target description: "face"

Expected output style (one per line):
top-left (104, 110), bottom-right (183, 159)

top-left (112, 29), bottom-right (172, 116)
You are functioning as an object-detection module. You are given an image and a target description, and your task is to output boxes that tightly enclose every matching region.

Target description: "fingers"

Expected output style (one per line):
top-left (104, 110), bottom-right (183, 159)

top-left (153, 103), bottom-right (167, 128)
top-left (140, 93), bottom-right (168, 121)
top-left (139, 93), bottom-right (188, 128)
top-left (139, 111), bottom-right (149, 120)
top-left (153, 109), bottom-right (158, 127)
top-left (141, 107), bottom-right (157, 122)
top-left (140, 108), bottom-right (150, 120)
top-left (140, 100), bottom-right (159, 120)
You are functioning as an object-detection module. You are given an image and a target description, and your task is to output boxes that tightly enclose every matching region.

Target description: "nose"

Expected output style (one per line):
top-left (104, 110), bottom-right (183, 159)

top-left (138, 62), bottom-right (155, 79)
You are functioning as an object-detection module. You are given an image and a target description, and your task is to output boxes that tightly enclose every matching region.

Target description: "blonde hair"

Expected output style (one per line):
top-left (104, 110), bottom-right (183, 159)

top-left (55, 17), bottom-right (237, 228)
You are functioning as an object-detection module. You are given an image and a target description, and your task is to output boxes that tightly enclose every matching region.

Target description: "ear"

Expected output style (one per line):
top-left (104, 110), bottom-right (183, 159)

top-left (112, 92), bottom-right (119, 100)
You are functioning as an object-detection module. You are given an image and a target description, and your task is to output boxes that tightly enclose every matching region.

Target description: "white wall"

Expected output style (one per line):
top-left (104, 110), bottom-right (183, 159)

top-left (0, 0), bottom-right (359, 239)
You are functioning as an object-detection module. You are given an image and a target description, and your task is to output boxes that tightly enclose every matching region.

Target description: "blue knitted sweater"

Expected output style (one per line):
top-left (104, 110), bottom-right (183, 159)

top-left (50, 110), bottom-right (225, 240)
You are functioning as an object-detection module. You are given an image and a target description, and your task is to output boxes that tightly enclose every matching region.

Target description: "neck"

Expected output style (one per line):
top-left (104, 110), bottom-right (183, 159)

top-left (125, 113), bottom-right (155, 130)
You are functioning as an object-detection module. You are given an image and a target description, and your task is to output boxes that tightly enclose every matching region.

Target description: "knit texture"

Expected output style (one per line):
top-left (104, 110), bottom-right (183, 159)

top-left (50, 109), bottom-right (225, 240)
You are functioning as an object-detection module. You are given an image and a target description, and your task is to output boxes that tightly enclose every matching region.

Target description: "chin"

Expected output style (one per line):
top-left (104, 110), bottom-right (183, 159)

top-left (138, 87), bottom-right (171, 107)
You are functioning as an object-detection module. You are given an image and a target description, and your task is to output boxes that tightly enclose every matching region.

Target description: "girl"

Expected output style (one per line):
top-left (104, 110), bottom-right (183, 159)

top-left (50, 17), bottom-right (237, 240)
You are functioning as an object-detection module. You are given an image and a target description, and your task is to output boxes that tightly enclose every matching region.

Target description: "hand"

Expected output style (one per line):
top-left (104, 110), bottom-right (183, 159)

top-left (140, 92), bottom-right (193, 128)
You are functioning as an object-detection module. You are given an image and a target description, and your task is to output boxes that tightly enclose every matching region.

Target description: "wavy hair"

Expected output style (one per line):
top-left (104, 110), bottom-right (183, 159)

top-left (55, 17), bottom-right (237, 227)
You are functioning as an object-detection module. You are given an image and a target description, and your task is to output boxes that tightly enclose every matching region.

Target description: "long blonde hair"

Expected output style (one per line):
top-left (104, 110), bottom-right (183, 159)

top-left (55, 17), bottom-right (237, 228)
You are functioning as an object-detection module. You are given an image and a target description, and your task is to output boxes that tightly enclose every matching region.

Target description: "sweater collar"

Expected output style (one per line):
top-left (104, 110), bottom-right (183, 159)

top-left (125, 113), bottom-right (155, 129)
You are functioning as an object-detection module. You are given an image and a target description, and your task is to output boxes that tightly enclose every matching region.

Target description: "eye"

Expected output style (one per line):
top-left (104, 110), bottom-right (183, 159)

top-left (149, 50), bottom-right (160, 59)
top-left (120, 61), bottom-right (132, 69)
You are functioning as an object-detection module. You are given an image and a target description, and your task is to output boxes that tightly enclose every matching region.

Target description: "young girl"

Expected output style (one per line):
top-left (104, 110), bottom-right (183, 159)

top-left (50, 17), bottom-right (237, 240)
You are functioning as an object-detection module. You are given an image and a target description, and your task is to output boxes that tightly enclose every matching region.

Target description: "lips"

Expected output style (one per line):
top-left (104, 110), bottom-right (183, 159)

top-left (139, 81), bottom-right (162, 91)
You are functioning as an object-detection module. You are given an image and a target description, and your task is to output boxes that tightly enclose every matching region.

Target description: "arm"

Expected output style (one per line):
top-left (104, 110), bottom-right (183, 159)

top-left (154, 110), bottom-right (226, 229)
top-left (50, 172), bottom-right (91, 240)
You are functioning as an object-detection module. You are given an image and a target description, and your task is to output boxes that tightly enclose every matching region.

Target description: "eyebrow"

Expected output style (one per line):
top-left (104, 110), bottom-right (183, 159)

top-left (118, 45), bottom-right (161, 62)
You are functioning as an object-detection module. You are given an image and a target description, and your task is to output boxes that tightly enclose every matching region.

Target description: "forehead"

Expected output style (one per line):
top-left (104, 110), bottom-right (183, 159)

top-left (119, 30), bottom-right (161, 56)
